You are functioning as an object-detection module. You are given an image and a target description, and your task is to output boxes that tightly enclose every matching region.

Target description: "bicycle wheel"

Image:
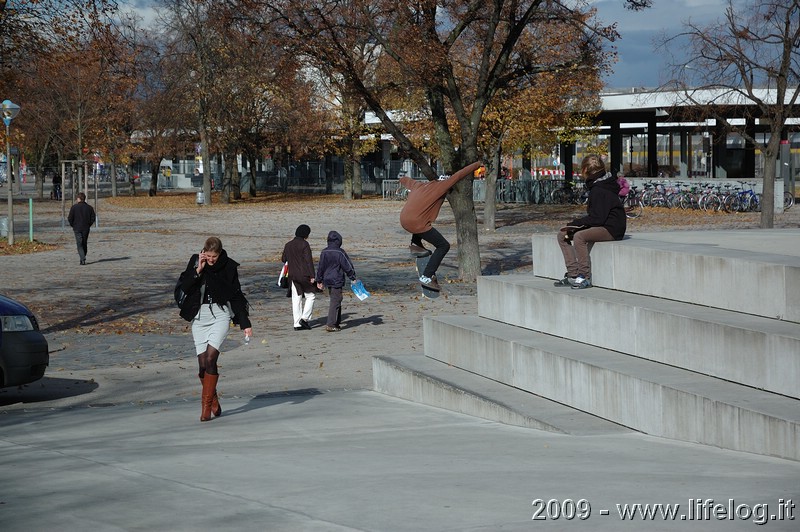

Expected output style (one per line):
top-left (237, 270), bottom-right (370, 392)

top-left (649, 192), bottom-right (668, 208)
top-left (784, 190), bottom-right (794, 210)
top-left (623, 196), bottom-right (643, 218)
top-left (719, 194), bottom-right (733, 213)
top-left (550, 188), bottom-right (569, 204)
top-left (740, 194), bottom-right (758, 212)
top-left (665, 193), bottom-right (681, 209)
top-left (678, 193), bottom-right (694, 210)
top-left (747, 193), bottom-right (762, 212)
top-left (724, 194), bottom-right (742, 213)
top-left (702, 194), bottom-right (722, 212)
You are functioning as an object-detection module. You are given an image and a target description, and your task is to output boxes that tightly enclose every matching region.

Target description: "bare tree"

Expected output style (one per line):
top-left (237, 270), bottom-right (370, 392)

top-left (661, 0), bottom-right (800, 228)
top-left (236, 0), bottom-right (640, 280)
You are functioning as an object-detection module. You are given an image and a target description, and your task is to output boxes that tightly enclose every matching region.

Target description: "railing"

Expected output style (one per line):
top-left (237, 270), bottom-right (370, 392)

top-left (474, 179), bottom-right (567, 204)
top-left (383, 178), bottom-right (570, 204)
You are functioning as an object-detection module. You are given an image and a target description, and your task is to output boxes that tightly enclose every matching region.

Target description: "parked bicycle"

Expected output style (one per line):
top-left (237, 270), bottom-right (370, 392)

top-left (721, 182), bottom-right (761, 213)
top-left (784, 190), bottom-right (795, 210)
top-left (620, 185), bottom-right (643, 218)
top-left (550, 184), bottom-right (587, 205)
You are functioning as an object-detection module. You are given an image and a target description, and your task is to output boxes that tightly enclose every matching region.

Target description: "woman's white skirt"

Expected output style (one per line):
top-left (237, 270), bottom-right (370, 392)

top-left (192, 303), bottom-right (232, 355)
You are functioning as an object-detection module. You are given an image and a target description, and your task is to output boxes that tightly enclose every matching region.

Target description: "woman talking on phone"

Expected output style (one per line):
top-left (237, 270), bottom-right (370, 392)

top-left (178, 236), bottom-right (252, 422)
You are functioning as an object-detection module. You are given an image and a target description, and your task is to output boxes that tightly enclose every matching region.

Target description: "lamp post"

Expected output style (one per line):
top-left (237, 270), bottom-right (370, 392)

top-left (2, 99), bottom-right (20, 246)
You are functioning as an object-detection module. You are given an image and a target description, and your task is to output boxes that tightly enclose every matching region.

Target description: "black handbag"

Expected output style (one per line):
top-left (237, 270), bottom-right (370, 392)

top-left (176, 259), bottom-right (203, 321)
top-left (174, 280), bottom-right (188, 308)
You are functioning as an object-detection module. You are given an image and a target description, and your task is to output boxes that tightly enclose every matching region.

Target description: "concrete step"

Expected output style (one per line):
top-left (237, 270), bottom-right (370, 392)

top-left (477, 275), bottom-right (800, 398)
top-left (531, 229), bottom-right (800, 323)
top-left (372, 354), bottom-right (632, 436)
top-left (422, 315), bottom-right (800, 461)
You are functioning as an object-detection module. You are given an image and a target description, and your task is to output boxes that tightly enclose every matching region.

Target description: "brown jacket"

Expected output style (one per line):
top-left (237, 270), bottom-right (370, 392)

top-left (281, 237), bottom-right (316, 293)
top-left (399, 162), bottom-right (482, 234)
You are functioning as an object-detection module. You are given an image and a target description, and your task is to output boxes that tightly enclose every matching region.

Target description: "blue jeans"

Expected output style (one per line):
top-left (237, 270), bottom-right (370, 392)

top-left (411, 227), bottom-right (449, 278)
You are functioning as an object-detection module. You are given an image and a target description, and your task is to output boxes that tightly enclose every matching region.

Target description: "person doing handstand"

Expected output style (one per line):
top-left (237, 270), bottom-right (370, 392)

top-left (399, 161), bottom-right (482, 291)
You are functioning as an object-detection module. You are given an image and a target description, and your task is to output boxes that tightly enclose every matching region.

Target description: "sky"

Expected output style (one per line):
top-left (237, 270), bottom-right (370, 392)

top-left (592, 0), bottom-right (740, 89)
top-left (123, 0), bottom-right (738, 90)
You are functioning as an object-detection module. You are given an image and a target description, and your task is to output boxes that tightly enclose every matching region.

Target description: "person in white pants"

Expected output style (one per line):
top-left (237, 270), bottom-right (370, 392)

top-left (281, 224), bottom-right (317, 330)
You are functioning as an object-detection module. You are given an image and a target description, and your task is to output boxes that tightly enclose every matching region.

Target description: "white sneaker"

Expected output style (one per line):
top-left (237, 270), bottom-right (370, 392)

top-left (570, 276), bottom-right (592, 289)
top-left (419, 275), bottom-right (441, 291)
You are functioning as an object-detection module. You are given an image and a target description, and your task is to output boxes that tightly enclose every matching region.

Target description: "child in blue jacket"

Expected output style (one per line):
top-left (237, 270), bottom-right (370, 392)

top-left (316, 231), bottom-right (357, 332)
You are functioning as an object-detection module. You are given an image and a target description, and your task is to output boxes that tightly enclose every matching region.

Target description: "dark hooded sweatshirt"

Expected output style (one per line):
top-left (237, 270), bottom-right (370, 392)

top-left (316, 231), bottom-right (356, 289)
top-left (569, 173), bottom-right (627, 240)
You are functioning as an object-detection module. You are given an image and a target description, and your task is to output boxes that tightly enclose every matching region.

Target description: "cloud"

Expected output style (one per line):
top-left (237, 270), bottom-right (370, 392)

top-left (592, 0), bottom-right (746, 87)
top-left (118, 0), bottom-right (159, 27)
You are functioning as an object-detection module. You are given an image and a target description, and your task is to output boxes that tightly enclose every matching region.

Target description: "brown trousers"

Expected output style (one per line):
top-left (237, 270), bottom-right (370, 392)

top-left (556, 226), bottom-right (614, 279)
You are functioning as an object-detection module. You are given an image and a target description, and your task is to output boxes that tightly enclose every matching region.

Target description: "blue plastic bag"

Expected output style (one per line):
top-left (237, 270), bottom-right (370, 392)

top-left (351, 280), bottom-right (370, 301)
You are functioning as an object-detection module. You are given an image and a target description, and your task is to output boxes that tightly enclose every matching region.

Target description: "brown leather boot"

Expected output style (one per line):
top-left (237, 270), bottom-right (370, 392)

top-left (200, 375), bottom-right (222, 418)
top-left (200, 374), bottom-right (218, 422)
top-left (211, 388), bottom-right (222, 418)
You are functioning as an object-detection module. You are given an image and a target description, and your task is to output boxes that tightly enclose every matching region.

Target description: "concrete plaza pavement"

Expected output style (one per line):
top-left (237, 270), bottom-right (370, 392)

top-left (4, 388), bottom-right (799, 531)
top-left (1, 187), bottom-right (799, 530)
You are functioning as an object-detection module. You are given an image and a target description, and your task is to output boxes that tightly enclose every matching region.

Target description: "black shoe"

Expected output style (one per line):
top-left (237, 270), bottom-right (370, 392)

top-left (554, 277), bottom-right (573, 287)
top-left (80, 260), bottom-right (86, 265)
top-left (409, 244), bottom-right (432, 258)
top-left (300, 319), bottom-right (312, 330)
top-left (294, 326), bottom-right (303, 331)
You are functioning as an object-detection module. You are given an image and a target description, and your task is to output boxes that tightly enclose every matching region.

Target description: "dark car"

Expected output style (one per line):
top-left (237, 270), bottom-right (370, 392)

top-left (0, 294), bottom-right (49, 387)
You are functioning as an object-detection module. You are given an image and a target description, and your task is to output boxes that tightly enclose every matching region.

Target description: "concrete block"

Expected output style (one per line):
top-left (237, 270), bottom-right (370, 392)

top-left (476, 275), bottom-right (800, 398)
top-left (372, 355), bottom-right (631, 435)
top-left (422, 315), bottom-right (800, 461)
top-left (531, 230), bottom-right (800, 323)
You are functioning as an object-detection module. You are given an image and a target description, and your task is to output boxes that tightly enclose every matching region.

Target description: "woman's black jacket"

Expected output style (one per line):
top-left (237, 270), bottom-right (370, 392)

top-left (569, 174), bottom-right (627, 240)
top-left (178, 251), bottom-right (251, 328)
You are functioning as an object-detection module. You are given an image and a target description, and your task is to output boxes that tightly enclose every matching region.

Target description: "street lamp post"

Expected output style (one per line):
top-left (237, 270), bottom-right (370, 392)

top-left (2, 99), bottom-right (20, 246)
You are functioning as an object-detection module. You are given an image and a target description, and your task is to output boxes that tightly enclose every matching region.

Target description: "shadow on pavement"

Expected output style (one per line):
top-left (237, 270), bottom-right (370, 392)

top-left (0, 377), bottom-right (99, 407)
top-left (92, 256), bottom-right (132, 263)
top-left (221, 388), bottom-right (322, 417)
top-left (341, 314), bottom-right (384, 328)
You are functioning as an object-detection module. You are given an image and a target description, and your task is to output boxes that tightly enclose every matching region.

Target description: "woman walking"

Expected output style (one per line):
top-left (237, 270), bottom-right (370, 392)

top-left (178, 236), bottom-right (252, 421)
top-left (281, 224), bottom-right (317, 330)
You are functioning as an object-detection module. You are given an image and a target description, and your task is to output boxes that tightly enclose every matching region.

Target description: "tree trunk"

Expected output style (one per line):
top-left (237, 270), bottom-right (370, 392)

top-left (34, 154), bottom-right (46, 200)
top-left (325, 156), bottom-right (334, 194)
top-left (353, 159), bottom-right (363, 199)
top-left (148, 164), bottom-right (158, 196)
top-left (759, 128), bottom-right (782, 228)
top-left (246, 152), bottom-right (257, 197)
top-left (200, 126), bottom-right (212, 206)
top-left (220, 151), bottom-right (232, 204)
top-left (343, 152), bottom-right (354, 200)
top-left (230, 151), bottom-right (241, 201)
top-left (31, 162), bottom-right (43, 199)
top-left (484, 140), bottom-right (503, 232)
top-left (109, 150), bottom-right (117, 197)
top-left (127, 163), bottom-right (136, 197)
top-left (449, 179), bottom-right (481, 281)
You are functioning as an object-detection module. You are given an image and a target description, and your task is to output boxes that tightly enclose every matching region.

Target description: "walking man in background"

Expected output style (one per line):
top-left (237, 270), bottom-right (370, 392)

top-left (67, 192), bottom-right (96, 265)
